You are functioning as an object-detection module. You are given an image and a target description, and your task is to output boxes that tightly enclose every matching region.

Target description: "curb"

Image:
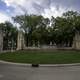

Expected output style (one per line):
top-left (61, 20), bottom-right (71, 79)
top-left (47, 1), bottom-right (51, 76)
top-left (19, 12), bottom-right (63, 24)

top-left (40, 63), bottom-right (80, 67)
top-left (0, 60), bottom-right (31, 67)
top-left (0, 60), bottom-right (80, 67)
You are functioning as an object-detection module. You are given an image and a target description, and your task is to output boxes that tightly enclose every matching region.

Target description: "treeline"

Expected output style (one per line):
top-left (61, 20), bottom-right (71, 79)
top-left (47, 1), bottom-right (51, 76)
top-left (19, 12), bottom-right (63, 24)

top-left (13, 11), bottom-right (80, 47)
top-left (0, 11), bottom-right (80, 50)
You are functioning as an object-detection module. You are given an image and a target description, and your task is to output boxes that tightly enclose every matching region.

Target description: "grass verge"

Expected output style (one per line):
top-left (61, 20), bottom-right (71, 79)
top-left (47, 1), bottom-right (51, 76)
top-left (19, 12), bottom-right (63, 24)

top-left (0, 50), bottom-right (80, 64)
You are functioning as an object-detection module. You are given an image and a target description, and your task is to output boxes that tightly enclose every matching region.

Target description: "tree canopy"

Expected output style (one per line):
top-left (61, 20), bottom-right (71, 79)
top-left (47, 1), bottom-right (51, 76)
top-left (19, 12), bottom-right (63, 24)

top-left (0, 10), bottom-right (80, 49)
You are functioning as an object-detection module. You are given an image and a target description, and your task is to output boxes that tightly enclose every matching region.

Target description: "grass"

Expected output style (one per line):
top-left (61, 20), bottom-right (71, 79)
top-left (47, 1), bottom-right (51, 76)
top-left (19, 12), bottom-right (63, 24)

top-left (0, 50), bottom-right (80, 64)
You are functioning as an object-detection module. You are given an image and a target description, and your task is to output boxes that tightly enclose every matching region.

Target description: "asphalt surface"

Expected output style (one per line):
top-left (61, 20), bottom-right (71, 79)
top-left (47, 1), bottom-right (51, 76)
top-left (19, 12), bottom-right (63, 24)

top-left (0, 62), bottom-right (80, 80)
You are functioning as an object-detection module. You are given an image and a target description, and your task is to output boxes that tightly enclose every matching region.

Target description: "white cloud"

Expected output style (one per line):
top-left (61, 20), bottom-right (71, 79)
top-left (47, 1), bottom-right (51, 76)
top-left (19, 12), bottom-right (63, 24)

top-left (42, 6), bottom-right (66, 18)
top-left (2, 0), bottom-right (26, 7)
top-left (0, 0), bottom-right (79, 24)
top-left (1, 0), bottom-right (39, 15)
top-left (1, 0), bottom-right (74, 19)
top-left (0, 12), bottom-right (11, 23)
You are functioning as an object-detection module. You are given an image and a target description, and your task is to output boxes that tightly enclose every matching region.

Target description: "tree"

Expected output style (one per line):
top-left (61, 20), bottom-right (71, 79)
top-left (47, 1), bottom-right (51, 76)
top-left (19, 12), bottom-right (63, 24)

top-left (0, 22), bottom-right (18, 50)
top-left (12, 11), bottom-right (80, 47)
top-left (13, 14), bottom-right (50, 46)
top-left (62, 11), bottom-right (80, 46)
top-left (51, 11), bottom-right (80, 47)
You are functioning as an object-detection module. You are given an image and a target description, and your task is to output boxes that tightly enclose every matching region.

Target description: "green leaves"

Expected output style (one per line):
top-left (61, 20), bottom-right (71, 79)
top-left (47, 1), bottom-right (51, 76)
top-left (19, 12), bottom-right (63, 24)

top-left (12, 11), bottom-right (80, 47)
top-left (0, 22), bottom-right (18, 50)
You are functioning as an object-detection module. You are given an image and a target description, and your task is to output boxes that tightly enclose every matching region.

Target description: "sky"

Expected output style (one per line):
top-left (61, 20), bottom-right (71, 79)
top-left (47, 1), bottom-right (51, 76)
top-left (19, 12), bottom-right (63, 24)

top-left (0, 0), bottom-right (80, 23)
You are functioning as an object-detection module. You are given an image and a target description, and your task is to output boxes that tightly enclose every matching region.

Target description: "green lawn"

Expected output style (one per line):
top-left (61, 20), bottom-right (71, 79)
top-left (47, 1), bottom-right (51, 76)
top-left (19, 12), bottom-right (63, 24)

top-left (0, 50), bottom-right (80, 64)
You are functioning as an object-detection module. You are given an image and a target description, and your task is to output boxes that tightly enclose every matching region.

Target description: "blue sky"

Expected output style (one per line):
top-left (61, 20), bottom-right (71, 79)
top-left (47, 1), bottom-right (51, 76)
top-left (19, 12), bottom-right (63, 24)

top-left (0, 0), bottom-right (80, 23)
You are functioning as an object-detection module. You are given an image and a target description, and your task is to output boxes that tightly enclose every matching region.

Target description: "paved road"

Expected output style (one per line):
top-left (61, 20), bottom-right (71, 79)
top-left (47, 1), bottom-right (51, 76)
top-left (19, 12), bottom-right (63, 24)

top-left (0, 62), bottom-right (80, 80)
